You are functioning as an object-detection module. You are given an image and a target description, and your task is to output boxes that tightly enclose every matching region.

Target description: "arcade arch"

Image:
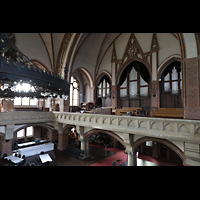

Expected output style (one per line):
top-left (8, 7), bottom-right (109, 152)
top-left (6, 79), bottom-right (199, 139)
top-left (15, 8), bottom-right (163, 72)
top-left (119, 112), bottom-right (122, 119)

top-left (84, 129), bottom-right (126, 149)
top-left (132, 136), bottom-right (185, 165)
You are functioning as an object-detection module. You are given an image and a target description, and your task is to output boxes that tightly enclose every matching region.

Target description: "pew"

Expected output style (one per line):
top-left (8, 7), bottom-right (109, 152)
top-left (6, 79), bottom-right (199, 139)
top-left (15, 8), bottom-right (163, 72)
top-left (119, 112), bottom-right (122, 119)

top-left (115, 107), bottom-right (142, 116)
top-left (151, 108), bottom-right (184, 118)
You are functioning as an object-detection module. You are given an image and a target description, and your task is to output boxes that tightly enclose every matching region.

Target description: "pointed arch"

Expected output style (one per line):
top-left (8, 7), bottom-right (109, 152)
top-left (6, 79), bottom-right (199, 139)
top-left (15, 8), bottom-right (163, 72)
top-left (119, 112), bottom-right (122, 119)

top-left (96, 71), bottom-right (112, 87)
top-left (78, 67), bottom-right (94, 88)
top-left (119, 33), bottom-right (150, 74)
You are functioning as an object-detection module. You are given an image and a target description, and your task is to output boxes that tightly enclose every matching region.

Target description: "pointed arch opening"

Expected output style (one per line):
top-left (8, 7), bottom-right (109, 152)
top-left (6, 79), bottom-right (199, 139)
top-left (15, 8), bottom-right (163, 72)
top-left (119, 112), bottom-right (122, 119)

top-left (117, 60), bottom-right (150, 109)
top-left (159, 60), bottom-right (182, 108)
top-left (96, 73), bottom-right (111, 107)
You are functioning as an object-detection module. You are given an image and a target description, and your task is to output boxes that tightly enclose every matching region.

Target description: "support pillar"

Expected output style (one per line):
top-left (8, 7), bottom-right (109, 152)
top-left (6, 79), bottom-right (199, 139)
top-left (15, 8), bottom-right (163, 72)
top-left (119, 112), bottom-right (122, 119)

top-left (127, 151), bottom-right (137, 166)
top-left (79, 138), bottom-right (90, 159)
top-left (77, 126), bottom-right (90, 159)
top-left (125, 143), bottom-right (137, 166)
top-left (57, 133), bottom-right (68, 151)
top-left (184, 142), bottom-right (200, 166)
top-left (56, 122), bottom-right (68, 151)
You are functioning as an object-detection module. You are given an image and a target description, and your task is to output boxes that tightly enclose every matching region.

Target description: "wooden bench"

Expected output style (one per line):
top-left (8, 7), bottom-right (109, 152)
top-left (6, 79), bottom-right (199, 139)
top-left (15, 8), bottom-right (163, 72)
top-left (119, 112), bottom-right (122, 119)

top-left (115, 107), bottom-right (142, 116)
top-left (151, 108), bottom-right (184, 118)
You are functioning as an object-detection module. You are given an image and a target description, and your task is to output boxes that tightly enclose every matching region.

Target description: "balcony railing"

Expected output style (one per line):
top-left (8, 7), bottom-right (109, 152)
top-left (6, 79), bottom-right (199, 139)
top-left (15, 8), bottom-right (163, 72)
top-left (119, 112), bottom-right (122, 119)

top-left (53, 112), bottom-right (200, 143)
top-left (0, 111), bottom-right (54, 125)
top-left (1, 111), bottom-right (200, 144)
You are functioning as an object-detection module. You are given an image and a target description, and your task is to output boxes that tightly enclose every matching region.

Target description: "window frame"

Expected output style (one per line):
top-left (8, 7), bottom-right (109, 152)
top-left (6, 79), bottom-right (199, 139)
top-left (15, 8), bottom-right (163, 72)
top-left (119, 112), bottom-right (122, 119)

top-left (97, 76), bottom-right (111, 99)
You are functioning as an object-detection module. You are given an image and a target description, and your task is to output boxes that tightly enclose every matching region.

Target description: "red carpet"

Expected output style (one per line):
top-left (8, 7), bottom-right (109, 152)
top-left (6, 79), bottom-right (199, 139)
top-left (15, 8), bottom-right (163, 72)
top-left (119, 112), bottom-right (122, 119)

top-left (89, 143), bottom-right (182, 166)
top-left (90, 144), bottom-right (126, 166)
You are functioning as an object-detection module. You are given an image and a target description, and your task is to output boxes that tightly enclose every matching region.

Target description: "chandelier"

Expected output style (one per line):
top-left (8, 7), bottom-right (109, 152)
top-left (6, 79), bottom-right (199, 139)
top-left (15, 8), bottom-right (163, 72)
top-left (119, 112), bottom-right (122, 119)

top-left (0, 33), bottom-right (69, 99)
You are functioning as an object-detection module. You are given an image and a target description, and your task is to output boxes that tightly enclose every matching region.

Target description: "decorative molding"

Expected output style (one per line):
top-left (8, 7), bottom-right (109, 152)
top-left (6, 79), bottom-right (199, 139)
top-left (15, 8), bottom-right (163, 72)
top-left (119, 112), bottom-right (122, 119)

top-left (150, 33), bottom-right (159, 52)
top-left (56, 33), bottom-right (73, 77)
top-left (54, 111), bottom-right (200, 144)
top-left (111, 42), bottom-right (117, 63)
top-left (121, 33), bottom-right (149, 69)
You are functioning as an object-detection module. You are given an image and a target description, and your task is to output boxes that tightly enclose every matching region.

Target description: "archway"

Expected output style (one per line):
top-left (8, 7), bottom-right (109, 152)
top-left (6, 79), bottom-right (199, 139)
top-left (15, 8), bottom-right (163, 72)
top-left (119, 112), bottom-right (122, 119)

top-left (58, 124), bottom-right (78, 151)
top-left (117, 60), bottom-right (150, 109)
top-left (96, 74), bottom-right (111, 107)
top-left (62, 124), bottom-right (78, 146)
top-left (13, 123), bottom-right (56, 151)
top-left (159, 60), bottom-right (182, 108)
top-left (83, 129), bottom-right (127, 165)
top-left (132, 136), bottom-right (185, 165)
top-left (84, 129), bottom-right (126, 149)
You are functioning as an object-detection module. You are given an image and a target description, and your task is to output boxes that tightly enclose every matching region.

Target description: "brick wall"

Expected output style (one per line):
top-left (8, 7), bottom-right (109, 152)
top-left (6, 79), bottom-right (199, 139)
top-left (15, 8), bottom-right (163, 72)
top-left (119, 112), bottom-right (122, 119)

top-left (150, 80), bottom-right (160, 108)
top-left (184, 57), bottom-right (200, 119)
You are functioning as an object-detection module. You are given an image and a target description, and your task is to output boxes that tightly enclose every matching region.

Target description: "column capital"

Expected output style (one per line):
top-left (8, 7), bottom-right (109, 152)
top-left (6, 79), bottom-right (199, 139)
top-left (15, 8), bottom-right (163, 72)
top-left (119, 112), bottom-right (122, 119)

top-left (76, 125), bottom-right (84, 135)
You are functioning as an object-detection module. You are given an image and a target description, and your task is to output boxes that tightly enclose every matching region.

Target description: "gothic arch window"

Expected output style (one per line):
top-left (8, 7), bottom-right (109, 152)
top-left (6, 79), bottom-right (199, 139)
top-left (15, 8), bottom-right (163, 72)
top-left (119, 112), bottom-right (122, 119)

top-left (118, 61), bottom-right (150, 108)
top-left (96, 75), bottom-right (111, 107)
top-left (70, 76), bottom-right (79, 106)
top-left (160, 61), bottom-right (182, 108)
top-left (97, 75), bottom-right (111, 99)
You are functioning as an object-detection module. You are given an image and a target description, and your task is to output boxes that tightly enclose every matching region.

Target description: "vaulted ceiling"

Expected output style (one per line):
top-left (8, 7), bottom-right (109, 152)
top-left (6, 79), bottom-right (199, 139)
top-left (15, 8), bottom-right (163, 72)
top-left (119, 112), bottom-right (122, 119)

top-left (14, 33), bottom-right (183, 83)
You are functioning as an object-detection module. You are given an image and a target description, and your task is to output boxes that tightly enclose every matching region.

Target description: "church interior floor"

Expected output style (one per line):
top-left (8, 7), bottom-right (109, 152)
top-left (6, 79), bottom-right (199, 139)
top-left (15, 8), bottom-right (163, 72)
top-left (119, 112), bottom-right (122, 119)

top-left (0, 143), bottom-right (181, 166)
top-left (53, 143), bottom-right (176, 166)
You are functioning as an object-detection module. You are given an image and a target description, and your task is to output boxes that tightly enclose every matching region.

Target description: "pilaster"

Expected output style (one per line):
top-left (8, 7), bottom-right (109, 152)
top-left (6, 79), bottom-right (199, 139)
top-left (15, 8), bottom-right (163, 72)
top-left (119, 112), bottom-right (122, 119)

top-left (184, 142), bottom-right (200, 166)
top-left (5, 124), bottom-right (14, 140)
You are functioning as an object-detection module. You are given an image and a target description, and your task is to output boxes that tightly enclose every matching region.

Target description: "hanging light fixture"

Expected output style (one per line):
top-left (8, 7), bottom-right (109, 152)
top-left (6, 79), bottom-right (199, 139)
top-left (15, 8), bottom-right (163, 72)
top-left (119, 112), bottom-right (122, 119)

top-left (0, 33), bottom-right (70, 99)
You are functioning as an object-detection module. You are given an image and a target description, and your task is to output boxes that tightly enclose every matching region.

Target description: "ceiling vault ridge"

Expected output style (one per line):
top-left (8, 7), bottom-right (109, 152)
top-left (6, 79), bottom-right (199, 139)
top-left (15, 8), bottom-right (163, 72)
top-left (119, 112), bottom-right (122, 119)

top-left (39, 33), bottom-right (54, 73)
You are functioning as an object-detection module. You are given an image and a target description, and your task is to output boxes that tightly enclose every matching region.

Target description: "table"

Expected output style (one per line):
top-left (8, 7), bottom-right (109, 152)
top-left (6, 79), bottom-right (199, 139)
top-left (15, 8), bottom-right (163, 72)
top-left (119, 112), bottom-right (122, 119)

top-left (4, 155), bottom-right (24, 164)
top-left (17, 142), bottom-right (54, 157)
top-left (18, 141), bottom-right (36, 148)
top-left (39, 154), bottom-right (52, 163)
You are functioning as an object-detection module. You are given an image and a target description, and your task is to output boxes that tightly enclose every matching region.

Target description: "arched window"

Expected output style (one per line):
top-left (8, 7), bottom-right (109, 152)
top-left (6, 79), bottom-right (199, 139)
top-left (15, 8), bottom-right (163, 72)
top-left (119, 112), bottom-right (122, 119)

top-left (96, 75), bottom-right (111, 107)
top-left (160, 61), bottom-right (182, 108)
top-left (17, 126), bottom-right (33, 139)
top-left (97, 75), bottom-right (111, 99)
top-left (118, 61), bottom-right (150, 108)
top-left (70, 76), bottom-right (79, 106)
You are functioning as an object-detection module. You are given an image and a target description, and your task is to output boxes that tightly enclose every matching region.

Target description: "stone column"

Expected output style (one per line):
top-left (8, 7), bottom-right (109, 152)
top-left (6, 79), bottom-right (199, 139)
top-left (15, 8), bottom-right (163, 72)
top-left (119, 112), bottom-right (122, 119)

top-left (126, 150), bottom-right (137, 166)
top-left (127, 151), bottom-right (134, 166)
top-left (79, 138), bottom-right (90, 159)
top-left (80, 139), bottom-right (85, 153)
top-left (184, 142), bottom-right (200, 166)
top-left (57, 133), bottom-right (68, 151)
top-left (56, 122), bottom-right (67, 151)
top-left (85, 139), bottom-right (90, 157)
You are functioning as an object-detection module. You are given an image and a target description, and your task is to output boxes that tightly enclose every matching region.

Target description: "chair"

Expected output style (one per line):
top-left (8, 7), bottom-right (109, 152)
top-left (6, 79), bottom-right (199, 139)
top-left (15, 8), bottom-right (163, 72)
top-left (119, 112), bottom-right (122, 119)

top-left (2, 153), bottom-right (7, 159)
top-left (25, 162), bottom-right (31, 166)
top-left (112, 161), bottom-right (117, 166)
